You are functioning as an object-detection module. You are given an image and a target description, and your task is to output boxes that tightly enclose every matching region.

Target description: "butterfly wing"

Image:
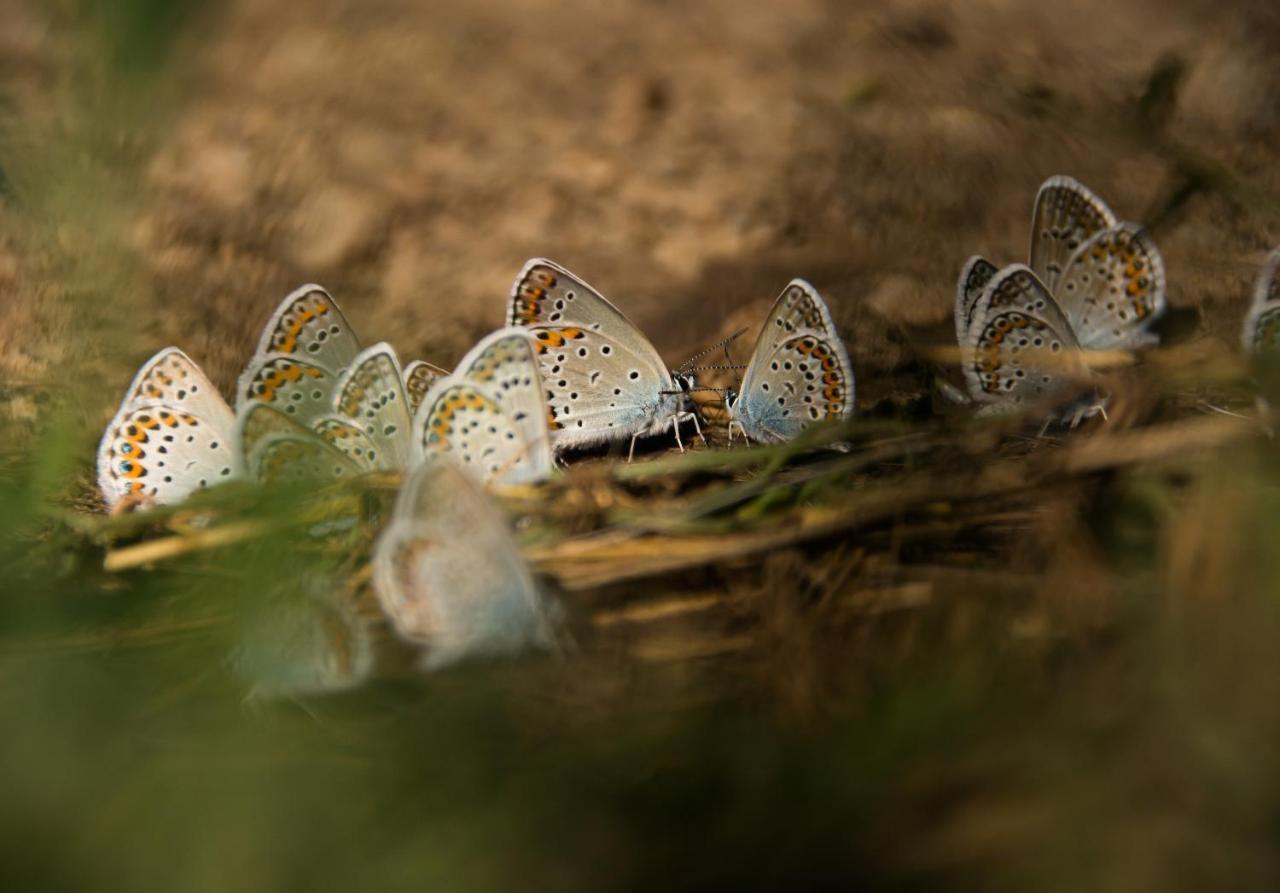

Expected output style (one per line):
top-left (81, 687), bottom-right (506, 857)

top-left (529, 326), bottom-right (681, 449)
top-left (1053, 224), bottom-right (1166, 349)
top-left (97, 348), bottom-right (239, 509)
top-left (412, 329), bottom-right (553, 486)
top-left (1029, 176), bottom-right (1118, 294)
top-left (235, 355), bottom-right (339, 423)
top-left (403, 360), bottom-right (448, 414)
top-left (120, 347), bottom-right (235, 424)
top-left (955, 256), bottom-right (998, 348)
top-left (312, 416), bottom-right (383, 471)
top-left (509, 258), bottom-right (679, 450)
top-left (963, 265), bottom-right (1086, 411)
top-left (732, 280), bottom-right (855, 443)
top-left (371, 460), bottom-right (553, 668)
top-left (237, 284), bottom-right (361, 412)
top-left (237, 403), bottom-right (361, 483)
top-left (234, 589), bottom-right (374, 699)
top-left (1244, 248), bottom-right (1280, 352)
top-left (331, 343), bottom-right (414, 470)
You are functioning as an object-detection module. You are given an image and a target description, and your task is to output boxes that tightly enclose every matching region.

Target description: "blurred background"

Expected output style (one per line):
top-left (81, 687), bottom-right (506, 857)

top-left (3, 0), bottom-right (1280, 889)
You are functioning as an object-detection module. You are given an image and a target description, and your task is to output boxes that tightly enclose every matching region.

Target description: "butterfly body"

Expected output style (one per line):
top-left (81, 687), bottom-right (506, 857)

top-left (726, 279), bottom-right (855, 444)
top-left (508, 258), bottom-right (696, 455)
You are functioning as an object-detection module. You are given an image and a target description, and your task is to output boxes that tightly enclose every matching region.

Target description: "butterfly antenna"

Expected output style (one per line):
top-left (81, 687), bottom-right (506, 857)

top-left (677, 328), bottom-right (748, 373)
top-left (660, 385), bottom-right (733, 396)
top-left (685, 363), bottom-right (748, 373)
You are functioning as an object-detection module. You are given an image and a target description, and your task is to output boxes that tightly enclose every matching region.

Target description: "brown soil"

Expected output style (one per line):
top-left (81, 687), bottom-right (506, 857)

top-left (7, 0), bottom-right (1280, 428)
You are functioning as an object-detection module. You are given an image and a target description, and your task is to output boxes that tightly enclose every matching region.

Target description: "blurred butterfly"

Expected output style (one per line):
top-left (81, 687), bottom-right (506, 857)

top-left (958, 264), bottom-right (1092, 415)
top-left (1242, 247), bottom-right (1280, 353)
top-left (955, 176), bottom-right (1165, 414)
top-left (372, 459), bottom-right (557, 669)
top-left (412, 328), bottom-right (554, 487)
top-left (508, 258), bottom-right (698, 459)
top-left (403, 359), bottom-right (448, 414)
top-left (235, 283), bottom-right (362, 425)
top-left (233, 585), bottom-right (374, 700)
top-left (724, 279), bottom-right (855, 443)
top-left (98, 347), bottom-right (240, 510)
top-left (960, 176), bottom-right (1166, 355)
top-left (236, 402), bottom-right (361, 485)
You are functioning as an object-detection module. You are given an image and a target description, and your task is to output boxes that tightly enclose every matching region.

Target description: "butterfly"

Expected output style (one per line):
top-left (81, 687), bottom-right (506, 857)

top-left (403, 359), bottom-right (448, 415)
top-left (235, 283), bottom-right (363, 425)
top-left (955, 176), bottom-right (1165, 413)
top-left (233, 586), bottom-right (374, 699)
top-left (412, 328), bottom-right (554, 487)
top-left (1242, 247), bottom-right (1280, 353)
top-left (328, 343), bottom-right (416, 470)
top-left (236, 402), bottom-right (362, 485)
top-left (957, 264), bottom-right (1091, 414)
top-left (507, 258), bottom-right (698, 459)
top-left (724, 278), bottom-right (855, 443)
top-left (98, 347), bottom-right (241, 510)
top-left (372, 459), bottom-right (557, 669)
top-left (236, 291), bottom-right (415, 477)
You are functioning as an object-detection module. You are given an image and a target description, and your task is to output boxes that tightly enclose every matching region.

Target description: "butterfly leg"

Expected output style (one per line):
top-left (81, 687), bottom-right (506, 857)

top-left (627, 434), bottom-right (639, 463)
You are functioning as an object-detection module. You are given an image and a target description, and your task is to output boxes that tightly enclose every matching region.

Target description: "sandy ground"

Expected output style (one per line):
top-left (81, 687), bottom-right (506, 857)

top-left (3, 0), bottom-right (1280, 426)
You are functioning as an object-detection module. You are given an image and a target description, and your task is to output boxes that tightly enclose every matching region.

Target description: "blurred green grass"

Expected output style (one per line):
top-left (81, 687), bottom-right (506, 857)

top-left (4, 3), bottom-right (1280, 891)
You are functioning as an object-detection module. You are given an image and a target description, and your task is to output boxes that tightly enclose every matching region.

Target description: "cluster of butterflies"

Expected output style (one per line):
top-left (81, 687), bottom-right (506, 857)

top-left (96, 174), bottom-right (1280, 685)
top-left (97, 257), bottom-right (855, 681)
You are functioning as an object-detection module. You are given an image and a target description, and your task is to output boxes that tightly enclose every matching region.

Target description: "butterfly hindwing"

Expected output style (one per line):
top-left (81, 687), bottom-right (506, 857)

top-left (964, 265), bottom-right (1085, 411)
top-left (413, 329), bottom-right (553, 486)
top-left (237, 403), bottom-right (360, 484)
top-left (528, 325), bottom-right (680, 449)
top-left (97, 348), bottom-right (239, 509)
top-left (732, 279), bottom-right (855, 443)
top-left (1053, 223), bottom-right (1166, 350)
top-left (1028, 176), bottom-right (1117, 294)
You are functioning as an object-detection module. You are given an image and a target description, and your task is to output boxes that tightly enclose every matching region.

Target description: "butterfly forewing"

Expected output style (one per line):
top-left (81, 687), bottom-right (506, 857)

top-left (403, 360), bottom-right (448, 414)
top-left (252, 284), bottom-right (361, 373)
top-left (964, 265), bottom-right (1086, 410)
top-left (123, 348), bottom-right (235, 425)
top-left (955, 256), bottom-right (998, 348)
top-left (1029, 176), bottom-right (1117, 294)
top-left (1054, 224), bottom-right (1165, 350)
top-left (332, 343), bottom-right (414, 470)
top-left (1244, 248), bottom-right (1280, 352)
